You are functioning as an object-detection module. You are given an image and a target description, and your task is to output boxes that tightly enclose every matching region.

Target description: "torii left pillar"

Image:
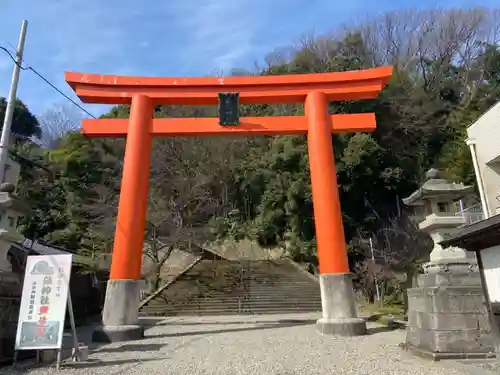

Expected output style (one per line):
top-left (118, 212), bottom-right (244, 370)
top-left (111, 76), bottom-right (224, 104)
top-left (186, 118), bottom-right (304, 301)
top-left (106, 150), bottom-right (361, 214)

top-left (306, 91), bottom-right (366, 335)
top-left (93, 95), bottom-right (153, 342)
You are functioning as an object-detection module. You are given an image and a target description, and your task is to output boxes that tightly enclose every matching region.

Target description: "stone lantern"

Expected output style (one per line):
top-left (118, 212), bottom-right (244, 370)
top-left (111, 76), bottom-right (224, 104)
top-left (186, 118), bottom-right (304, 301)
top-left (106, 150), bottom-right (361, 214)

top-left (402, 168), bottom-right (476, 272)
top-left (402, 169), bottom-right (494, 359)
top-left (0, 182), bottom-right (31, 272)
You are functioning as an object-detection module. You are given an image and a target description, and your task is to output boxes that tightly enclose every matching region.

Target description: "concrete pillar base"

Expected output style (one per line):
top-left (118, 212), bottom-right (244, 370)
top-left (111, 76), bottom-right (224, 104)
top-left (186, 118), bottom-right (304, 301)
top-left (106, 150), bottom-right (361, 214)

top-left (92, 325), bottom-right (144, 343)
top-left (316, 317), bottom-right (367, 336)
top-left (317, 272), bottom-right (367, 336)
top-left (93, 279), bottom-right (144, 343)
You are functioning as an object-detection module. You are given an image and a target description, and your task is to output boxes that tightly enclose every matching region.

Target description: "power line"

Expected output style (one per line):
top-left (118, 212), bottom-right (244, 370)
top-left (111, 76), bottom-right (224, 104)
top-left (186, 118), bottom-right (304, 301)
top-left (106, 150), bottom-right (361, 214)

top-left (0, 46), bottom-right (26, 69)
top-left (0, 36), bottom-right (16, 54)
top-left (27, 67), bottom-right (96, 119)
top-left (1, 42), bottom-right (115, 162)
top-left (0, 45), bottom-right (96, 119)
top-left (0, 34), bottom-right (17, 53)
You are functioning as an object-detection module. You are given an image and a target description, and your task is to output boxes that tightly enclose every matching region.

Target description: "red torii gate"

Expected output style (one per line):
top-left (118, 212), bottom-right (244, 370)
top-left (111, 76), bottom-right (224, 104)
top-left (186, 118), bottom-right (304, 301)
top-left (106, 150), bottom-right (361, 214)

top-left (65, 66), bottom-right (392, 342)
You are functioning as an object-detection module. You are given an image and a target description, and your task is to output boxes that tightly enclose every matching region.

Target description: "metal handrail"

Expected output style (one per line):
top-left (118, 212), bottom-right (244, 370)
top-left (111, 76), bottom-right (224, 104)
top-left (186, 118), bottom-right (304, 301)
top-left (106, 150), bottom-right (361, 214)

top-left (455, 202), bottom-right (485, 226)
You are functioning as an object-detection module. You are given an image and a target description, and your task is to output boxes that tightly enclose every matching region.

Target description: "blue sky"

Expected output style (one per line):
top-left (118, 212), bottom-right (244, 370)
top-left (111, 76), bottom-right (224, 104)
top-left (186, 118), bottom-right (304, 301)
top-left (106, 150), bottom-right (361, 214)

top-left (0, 0), bottom-right (497, 120)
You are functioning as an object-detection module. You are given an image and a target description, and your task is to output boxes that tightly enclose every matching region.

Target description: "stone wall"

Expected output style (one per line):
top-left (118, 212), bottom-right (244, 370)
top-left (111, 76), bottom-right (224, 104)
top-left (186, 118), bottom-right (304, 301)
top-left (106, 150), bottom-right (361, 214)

top-left (68, 267), bottom-right (107, 326)
top-left (0, 271), bottom-right (22, 364)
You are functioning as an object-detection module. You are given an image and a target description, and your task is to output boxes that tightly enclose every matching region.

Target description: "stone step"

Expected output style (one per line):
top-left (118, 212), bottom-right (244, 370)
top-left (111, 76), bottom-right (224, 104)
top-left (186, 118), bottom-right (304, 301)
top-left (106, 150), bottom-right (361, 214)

top-left (159, 289), bottom-right (321, 296)
top-left (206, 289), bottom-right (320, 294)
top-left (156, 306), bottom-right (321, 312)
top-left (161, 289), bottom-right (319, 294)
top-left (253, 284), bottom-right (318, 287)
top-left (201, 295), bottom-right (321, 300)
top-left (251, 282), bottom-right (317, 284)
top-left (244, 296), bottom-right (321, 301)
top-left (195, 289), bottom-right (321, 295)
top-left (148, 291), bottom-right (320, 297)
top-left (153, 290), bottom-right (321, 297)
top-left (146, 301), bottom-right (322, 309)
top-left (141, 307), bottom-right (322, 316)
top-left (142, 260), bottom-right (322, 317)
top-left (159, 287), bottom-right (320, 294)
top-left (143, 298), bottom-right (321, 307)
top-left (202, 279), bottom-right (314, 283)
top-left (246, 276), bottom-right (315, 280)
top-left (142, 312), bottom-right (317, 317)
top-left (144, 300), bottom-right (319, 307)
top-left (149, 296), bottom-right (321, 303)
top-left (244, 288), bottom-right (320, 292)
top-left (143, 306), bottom-right (323, 314)
top-left (148, 298), bottom-right (322, 304)
top-left (196, 277), bottom-right (314, 281)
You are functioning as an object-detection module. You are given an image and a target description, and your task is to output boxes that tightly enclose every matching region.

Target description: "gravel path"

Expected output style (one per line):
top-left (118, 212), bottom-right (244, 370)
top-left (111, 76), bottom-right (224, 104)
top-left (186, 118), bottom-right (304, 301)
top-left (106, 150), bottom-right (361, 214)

top-left (4, 313), bottom-right (500, 375)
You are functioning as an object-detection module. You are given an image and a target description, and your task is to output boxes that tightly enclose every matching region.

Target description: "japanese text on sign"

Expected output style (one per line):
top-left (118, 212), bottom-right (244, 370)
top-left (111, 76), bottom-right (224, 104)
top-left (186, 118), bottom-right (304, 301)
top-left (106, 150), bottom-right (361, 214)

top-left (15, 254), bottom-right (73, 350)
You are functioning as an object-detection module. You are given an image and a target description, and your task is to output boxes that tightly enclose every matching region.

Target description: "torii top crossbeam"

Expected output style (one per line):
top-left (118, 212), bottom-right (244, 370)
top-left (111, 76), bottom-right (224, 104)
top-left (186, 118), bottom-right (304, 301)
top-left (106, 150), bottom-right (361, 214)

top-left (65, 66), bottom-right (392, 105)
top-left (65, 66), bottom-right (392, 138)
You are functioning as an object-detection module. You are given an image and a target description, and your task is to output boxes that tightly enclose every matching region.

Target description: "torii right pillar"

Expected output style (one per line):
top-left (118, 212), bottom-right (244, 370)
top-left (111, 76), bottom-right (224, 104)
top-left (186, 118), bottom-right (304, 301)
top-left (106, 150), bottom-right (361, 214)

top-left (306, 91), bottom-right (367, 336)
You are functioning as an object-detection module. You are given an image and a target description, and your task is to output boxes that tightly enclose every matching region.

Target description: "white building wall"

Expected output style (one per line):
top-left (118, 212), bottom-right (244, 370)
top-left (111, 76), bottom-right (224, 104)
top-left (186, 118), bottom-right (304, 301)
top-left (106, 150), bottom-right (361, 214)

top-left (479, 245), bottom-right (500, 303)
top-left (467, 101), bottom-right (500, 216)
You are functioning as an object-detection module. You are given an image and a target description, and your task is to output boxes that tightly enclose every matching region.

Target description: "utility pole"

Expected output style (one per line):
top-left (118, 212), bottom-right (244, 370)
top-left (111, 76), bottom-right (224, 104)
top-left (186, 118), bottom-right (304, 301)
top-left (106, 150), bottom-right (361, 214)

top-left (396, 195), bottom-right (402, 218)
top-left (369, 237), bottom-right (381, 305)
top-left (0, 20), bottom-right (28, 184)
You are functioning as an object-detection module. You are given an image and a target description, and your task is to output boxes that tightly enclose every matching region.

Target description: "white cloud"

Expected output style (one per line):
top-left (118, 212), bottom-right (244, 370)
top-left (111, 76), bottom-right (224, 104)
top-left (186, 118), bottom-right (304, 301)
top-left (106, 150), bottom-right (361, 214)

top-left (0, 0), bottom-right (382, 117)
top-left (0, 0), bottom-right (277, 116)
top-left (0, 0), bottom-right (153, 116)
top-left (1, 0), bottom-right (391, 116)
top-left (167, 0), bottom-right (265, 73)
top-left (33, 1), bottom-right (139, 72)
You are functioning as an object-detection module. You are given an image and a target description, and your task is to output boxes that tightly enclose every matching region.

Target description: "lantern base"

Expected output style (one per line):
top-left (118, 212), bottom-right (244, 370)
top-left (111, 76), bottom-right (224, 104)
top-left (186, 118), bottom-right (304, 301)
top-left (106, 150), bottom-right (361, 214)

top-left (405, 270), bottom-right (494, 356)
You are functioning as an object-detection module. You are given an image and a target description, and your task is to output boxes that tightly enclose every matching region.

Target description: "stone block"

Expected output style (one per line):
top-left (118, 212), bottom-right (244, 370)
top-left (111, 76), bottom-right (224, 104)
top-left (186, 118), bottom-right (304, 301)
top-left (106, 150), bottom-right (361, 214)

top-left (405, 271), bottom-right (495, 357)
top-left (408, 286), bottom-right (487, 314)
top-left (430, 287), bottom-right (486, 314)
top-left (407, 289), bottom-right (426, 312)
top-left (422, 329), bottom-right (494, 353)
top-left (406, 324), bottom-right (422, 347)
top-left (417, 272), bottom-right (482, 287)
top-left (408, 310), bottom-right (490, 331)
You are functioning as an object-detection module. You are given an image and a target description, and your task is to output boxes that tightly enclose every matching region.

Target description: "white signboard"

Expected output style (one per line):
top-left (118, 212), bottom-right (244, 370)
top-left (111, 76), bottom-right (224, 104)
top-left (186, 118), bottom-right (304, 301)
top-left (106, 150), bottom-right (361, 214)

top-left (15, 254), bottom-right (73, 350)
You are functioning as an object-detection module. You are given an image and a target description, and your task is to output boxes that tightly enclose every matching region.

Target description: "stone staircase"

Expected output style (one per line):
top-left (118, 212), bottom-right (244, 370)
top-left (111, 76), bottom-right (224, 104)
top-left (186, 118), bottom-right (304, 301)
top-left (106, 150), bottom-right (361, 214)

top-left (139, 259), bottom-right (321, 316)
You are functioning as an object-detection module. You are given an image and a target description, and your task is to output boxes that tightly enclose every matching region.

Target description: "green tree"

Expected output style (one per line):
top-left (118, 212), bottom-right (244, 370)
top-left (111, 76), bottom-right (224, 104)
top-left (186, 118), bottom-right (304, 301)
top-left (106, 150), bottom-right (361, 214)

top-left (0, 97), bottom-right (42, 139)
top-left (14, 7), bottom-right (500, 286)
top-left (18, 132), bottom-right (121, 254)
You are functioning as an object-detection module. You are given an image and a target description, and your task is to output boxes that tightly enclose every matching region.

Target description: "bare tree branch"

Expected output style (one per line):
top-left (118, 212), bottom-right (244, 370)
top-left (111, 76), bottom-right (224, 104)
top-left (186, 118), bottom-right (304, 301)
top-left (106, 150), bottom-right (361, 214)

top-left (38, 104), bottom-right (81, 148)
